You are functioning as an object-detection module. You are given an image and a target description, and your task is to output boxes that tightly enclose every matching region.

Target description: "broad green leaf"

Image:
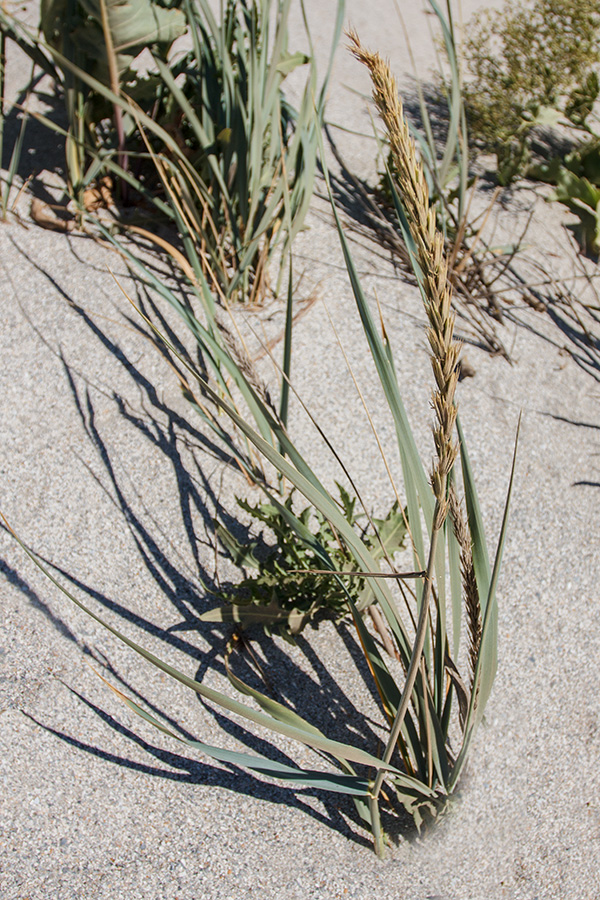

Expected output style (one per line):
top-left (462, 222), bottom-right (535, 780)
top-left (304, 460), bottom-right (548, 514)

top-left (216, 522), bottom-right (260, 569)
top-left (199, 600), bottom-right (296, 626)
top-left (41, 0), bottom-right (186, 80)
top-left (371, 502), bottom-right (408, 559)
top-left (276, 51), bottom-right (309, 77)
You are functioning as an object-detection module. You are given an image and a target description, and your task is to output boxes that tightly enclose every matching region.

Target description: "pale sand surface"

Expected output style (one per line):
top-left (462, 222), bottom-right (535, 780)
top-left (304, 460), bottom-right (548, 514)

top-left (1, 2), bottom-right (600, 898)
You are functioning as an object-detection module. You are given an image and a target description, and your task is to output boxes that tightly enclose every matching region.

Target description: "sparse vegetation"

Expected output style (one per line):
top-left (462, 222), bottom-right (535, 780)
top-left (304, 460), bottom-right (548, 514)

top-left (463, 0), bottom-right (600, 185)
top-left (4, 24), bottom-right (519, 855)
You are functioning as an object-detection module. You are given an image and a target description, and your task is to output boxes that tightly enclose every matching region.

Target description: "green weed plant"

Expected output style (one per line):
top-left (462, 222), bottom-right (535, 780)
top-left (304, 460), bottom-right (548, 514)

top-left (207, 487), bottom-right (408, 638)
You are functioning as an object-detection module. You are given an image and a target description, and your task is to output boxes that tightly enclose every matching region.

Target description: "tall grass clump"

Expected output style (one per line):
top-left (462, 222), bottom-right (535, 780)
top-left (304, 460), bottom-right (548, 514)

top-left (5, 29), bottom-right (518, 856)
top-left (0, 0), bottom-right (342, 300)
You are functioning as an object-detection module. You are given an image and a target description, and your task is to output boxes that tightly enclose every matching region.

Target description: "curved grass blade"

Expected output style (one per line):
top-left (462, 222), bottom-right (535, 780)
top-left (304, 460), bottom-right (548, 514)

top-left (347, 597), bottom-right (426, 781)
top-left (2, 513), bottom-right (401, 773)
top-left (101, 674), bottom-right (371, 796)
top-left (457, 414), bottom-right (491, 602)
top-left (323, 160), bottom-right (433, 528)
top-left (469, 413), bottom-right (521, 725)
top-left (427, 0), bottom-right (463, 192)
top-left (450, 414), bottom-right (521, 787)
top-left (447, 482), bottom-right (463, 658)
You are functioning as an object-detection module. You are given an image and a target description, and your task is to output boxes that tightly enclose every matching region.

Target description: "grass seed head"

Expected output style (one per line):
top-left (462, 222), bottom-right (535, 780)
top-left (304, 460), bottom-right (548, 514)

top-left (349, 31), bottom-right (461, 517)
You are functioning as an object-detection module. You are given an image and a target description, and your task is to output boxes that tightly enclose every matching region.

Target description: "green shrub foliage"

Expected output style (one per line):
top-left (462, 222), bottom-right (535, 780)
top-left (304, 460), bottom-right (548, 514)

top-left (464, 0), bottom-right (600, 184)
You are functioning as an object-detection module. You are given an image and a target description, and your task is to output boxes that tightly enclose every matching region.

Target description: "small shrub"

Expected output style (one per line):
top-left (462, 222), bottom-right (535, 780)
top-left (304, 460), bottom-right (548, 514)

top-left (463, 0), bottom-right (600, 184)
top-left (530, 139), bottom-right (600, 253)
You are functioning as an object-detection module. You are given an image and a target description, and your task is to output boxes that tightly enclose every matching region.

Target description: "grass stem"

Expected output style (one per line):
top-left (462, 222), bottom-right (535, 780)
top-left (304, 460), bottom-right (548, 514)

top-left (372, 502), bottom-right (442, 800)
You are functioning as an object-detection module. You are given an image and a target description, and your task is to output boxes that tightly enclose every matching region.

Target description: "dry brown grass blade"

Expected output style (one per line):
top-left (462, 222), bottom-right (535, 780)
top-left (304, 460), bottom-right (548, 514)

top-left (448, 484), bottom-right (481, 688)
top-left (30, 197), bottom-right (75, 232)
top-left (123, 224), bottom-right (200, 287)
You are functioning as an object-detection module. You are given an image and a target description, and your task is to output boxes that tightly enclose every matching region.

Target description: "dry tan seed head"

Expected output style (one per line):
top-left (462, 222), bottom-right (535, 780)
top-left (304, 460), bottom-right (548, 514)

top-left (349, 31), bottom-right (461, 512)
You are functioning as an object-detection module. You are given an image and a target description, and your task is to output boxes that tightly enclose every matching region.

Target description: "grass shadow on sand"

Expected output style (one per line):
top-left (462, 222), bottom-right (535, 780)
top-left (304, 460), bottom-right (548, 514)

top-left (2, 242), bottom-right (425, 851)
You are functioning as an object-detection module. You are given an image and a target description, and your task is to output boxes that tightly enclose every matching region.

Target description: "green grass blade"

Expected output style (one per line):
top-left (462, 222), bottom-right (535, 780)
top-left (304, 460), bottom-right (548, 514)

top-left (104, 678), bottom-right (371, 796)
top-left (319, 143), bottom-right (434, 551)
top-left (153, 56), bottom-right (232, 202)
top-left (97, 225), bottom-right (280, 448)
top-left (227, 666), bottom-right (332, 739)
top-left (471, 414), bottom-right (521, 723)
top-left (447, 497), bottom-right (463, 658)
top-left (278, 208), bottom-right (294, 437)
top-left (347, 598), bottom-right (425, 780)
top-left (450, 415), bottom-right (520, 787)
top-left (427, 0), bottom-right (462, 189)
top-left (425, 687), bottom-right (449, 787)
top-left (3, 516), bottom-right (400, 773)
top-left (457, 414), bottom-right (491, 603)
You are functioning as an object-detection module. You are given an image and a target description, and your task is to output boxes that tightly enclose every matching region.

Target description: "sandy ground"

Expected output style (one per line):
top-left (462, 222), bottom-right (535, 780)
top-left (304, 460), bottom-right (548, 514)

top-left (2, 1), bottom-right (600, 898)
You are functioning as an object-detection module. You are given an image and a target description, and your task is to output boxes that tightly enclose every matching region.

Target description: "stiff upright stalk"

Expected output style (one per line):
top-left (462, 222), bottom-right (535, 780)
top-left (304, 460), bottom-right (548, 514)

top-left (371, 501), bottom-right (443, 802)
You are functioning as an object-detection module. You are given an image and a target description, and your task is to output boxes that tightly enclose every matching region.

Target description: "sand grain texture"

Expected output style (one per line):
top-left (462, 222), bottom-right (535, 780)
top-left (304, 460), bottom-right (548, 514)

top-left (1, 1), bottom-right (599, 897)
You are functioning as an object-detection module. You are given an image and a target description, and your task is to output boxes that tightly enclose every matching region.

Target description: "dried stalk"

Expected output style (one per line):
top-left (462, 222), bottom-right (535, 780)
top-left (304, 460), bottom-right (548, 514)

top-left (449, 484), bottom-right (481, 690)
top-left (349, 31), bottom-right (460, 525)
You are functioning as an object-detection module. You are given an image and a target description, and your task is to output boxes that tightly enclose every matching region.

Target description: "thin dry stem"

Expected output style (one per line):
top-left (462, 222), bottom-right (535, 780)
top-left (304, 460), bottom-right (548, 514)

top-left (449, 484), bottom-right (481, 688)
top-left (216, 314), bottom-right (277, 417)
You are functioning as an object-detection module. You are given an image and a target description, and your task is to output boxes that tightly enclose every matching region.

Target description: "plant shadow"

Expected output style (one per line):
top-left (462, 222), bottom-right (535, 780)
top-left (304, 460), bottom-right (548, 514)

top-left (25, 672), bottom-right (371, 848)
top-left (2, 77), bottom-right (72, 206)
top-left (2, 241), bottom-right (422, 850)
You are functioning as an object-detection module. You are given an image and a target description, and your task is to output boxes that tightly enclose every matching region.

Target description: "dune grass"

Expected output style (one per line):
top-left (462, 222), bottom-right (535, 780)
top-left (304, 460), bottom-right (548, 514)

top-left (3, 11), bottom-right (519, 856)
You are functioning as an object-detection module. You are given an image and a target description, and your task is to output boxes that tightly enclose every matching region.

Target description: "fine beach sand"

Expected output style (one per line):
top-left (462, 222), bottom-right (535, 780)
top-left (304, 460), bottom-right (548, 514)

top-left (1, 2), bottom-right (600, 897)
